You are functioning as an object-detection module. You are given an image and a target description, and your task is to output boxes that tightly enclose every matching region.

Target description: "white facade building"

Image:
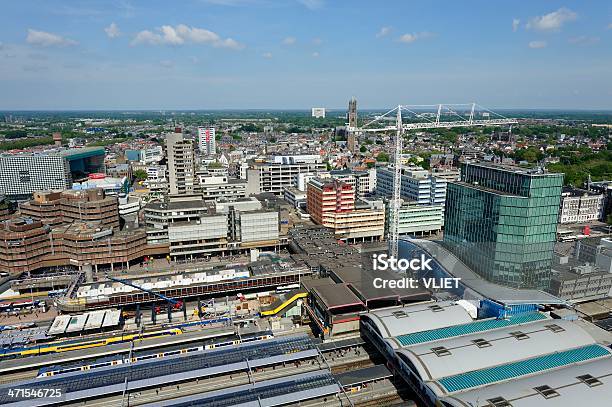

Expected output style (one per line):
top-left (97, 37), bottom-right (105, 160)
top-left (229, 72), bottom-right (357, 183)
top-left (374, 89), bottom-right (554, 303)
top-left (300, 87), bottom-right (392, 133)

top-left (311, 107), bottom-right (326, 118)
top-left (198, 126), bottom-right (216, 156)
top-left (559, 188), bottom-right (605, 224)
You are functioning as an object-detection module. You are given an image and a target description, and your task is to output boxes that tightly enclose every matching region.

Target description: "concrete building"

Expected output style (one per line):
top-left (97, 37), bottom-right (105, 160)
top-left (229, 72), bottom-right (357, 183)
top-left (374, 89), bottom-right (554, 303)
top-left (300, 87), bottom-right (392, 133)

top-left (19, 188), bottom-right (120, 229)
top-left (0, 153), bottom-right (72, 201)
top-left (330, 168), bottom-right (376, 197)
top-left (283, 186), bottom-right (307, 209)
top-left (0, 216), bottom-right (159, 275)
top-left (197, 174), bottom-right (247, 202)
top-left (198, 126), bottom-right (216, 156)
top-left (246, 155), bottom-right (326, 195)
top-left (550, 259), bottom-right (612, 302)
top-left (444, 162), bottom-right (563, 290)
top-left (307, 178), bottom-right (384, 242)
top-left (144, 197), bottom-right (208, 245)
top-left (143, 165), bottom-right (168, 194)
top-left (166, 128), bottom-right (196, 196)
top-left (559, 187), bottom-right (605, 223)
top-left (141, 145), bottom-right (164, 164)
top-left (145, 196), bottom-right (281, 260)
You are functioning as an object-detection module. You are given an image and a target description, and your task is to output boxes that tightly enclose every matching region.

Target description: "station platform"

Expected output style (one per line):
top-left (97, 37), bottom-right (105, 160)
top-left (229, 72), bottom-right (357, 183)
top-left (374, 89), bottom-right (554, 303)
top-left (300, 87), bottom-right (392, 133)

top-left (0, 334), bottom-right (318, 407)
top-left (0, 326), bottom-right (234, 374)
top-left (141, 370), bottom-right (340, 407)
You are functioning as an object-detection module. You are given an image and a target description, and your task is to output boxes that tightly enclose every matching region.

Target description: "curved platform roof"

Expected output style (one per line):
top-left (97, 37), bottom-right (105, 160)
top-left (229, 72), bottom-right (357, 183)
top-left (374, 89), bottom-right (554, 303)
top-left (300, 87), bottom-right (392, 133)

top-left (397, 319), bottom-right (598, 383)
top-left (361, 301), bottom-right (473, 342)
top-left (441, 357), bottom-right (612, 407)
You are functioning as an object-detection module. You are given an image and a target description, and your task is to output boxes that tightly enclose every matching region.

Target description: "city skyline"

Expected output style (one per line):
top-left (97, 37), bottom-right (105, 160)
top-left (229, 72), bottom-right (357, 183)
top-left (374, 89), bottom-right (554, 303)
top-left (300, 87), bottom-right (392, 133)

top-left (0, 1), bottom-right (611, 110)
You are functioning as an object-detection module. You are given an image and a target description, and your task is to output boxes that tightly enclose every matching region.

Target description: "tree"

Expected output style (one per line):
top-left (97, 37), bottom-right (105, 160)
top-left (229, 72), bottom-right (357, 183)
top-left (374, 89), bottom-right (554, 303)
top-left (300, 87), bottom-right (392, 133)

top-left (377, 152), bottom-right (390, 162)
top-left (133, 169), bottom-right (148, 181)
top-left (359, 145), bottom-right (367, 153)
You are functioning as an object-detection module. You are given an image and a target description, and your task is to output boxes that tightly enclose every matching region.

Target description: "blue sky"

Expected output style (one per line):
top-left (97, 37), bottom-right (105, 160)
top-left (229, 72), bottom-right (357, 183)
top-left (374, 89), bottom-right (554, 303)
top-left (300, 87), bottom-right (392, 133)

top-left (0, 0), bottom-right (610, 110)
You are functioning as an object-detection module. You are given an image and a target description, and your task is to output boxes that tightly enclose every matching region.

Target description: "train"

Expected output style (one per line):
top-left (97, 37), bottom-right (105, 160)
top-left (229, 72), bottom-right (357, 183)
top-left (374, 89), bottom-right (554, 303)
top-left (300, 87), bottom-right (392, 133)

top-left (36, 330), bottom-right (274, 377)
top-left (0, 328), bottom-right (182, 360)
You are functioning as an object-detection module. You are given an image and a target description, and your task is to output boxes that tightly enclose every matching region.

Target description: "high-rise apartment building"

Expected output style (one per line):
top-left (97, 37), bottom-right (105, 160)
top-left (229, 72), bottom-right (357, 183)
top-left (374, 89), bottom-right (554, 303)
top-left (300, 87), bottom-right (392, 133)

top-left (0, 154), bottom-right (72, 201)
top-left (443, 162), bottom-right (563, 290)
top-left (166, 128), bottom-right (196, 196)
top-left (198, 126), bottom-right (216, 156)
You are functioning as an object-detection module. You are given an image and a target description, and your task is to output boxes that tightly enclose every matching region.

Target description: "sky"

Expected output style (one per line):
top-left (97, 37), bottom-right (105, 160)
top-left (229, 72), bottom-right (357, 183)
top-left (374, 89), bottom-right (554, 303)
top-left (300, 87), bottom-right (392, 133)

top-left (0, 0), bottom-right (611, 110)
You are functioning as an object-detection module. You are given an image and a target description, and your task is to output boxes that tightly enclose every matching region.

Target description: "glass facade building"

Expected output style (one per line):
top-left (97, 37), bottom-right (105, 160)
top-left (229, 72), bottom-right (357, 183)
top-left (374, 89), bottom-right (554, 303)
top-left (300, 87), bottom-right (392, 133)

top-left (443, 162), bottom-right (563, 290)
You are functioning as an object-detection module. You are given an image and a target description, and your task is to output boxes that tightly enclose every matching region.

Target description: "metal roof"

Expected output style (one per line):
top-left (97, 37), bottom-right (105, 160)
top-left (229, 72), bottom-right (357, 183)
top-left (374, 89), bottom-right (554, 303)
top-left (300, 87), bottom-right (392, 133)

top-left (334, 364), bottom-right (392, 387)
top-left (0, 334), bottom-right (316, 406)
top-left (362, 301), bottom-right (474, 340)
top-left (400, 319), bottom-right (598, 382)
top-left (395, 312), bottom-right (547, 346)
top-left (436, 344), bottom-right (611, 393)
top-left (141, 370), bottom-right (340, 407)
top-left (441, 357), bottom-right (612, 407)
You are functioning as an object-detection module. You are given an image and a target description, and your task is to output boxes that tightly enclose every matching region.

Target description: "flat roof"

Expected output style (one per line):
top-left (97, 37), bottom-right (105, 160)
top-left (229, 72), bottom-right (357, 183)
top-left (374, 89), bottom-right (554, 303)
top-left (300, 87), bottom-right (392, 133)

top-left (312, 283), bottom-right (364, 310)
top-left (334, 364), bottom-right (392, 387)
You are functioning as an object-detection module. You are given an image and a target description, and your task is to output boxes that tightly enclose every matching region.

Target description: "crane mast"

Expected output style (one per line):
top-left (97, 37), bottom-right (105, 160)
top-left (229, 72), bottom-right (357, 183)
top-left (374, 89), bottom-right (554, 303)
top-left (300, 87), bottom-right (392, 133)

top-left (351, 103), bottom-right (518, 259)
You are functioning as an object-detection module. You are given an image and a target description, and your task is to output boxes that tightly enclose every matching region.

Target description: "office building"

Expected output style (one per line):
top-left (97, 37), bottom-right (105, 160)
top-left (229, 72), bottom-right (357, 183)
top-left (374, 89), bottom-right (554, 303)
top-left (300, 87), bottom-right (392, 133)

top-left (141, 146), bottom-right (164, 164)
top-left (198, 126), bottom-right (216, 156)
top-left (387, 200), bottom-right (444, 237)
top-left (377, 166), bottom-right (447, 206)
top-left (307, 178), bottom-right (384, 242)
top-left (197, 174), bottom-right (247, 202)
top-left (0, 153), bottom-right (72, 201)
top-left (246, 155), bottom-right (326, 195)
top-left (559, 187), bottom-right (605, 223)
top-left (329, 168), bottom-right (376, 197)
top-left (166, 128), bottom-right (196, 196)
top-left (443, 162), bottom-right (563, 290)
top-left (311, 107), bottom-right (326, 118)
top-left (145, 196), bottom-right (280, 259)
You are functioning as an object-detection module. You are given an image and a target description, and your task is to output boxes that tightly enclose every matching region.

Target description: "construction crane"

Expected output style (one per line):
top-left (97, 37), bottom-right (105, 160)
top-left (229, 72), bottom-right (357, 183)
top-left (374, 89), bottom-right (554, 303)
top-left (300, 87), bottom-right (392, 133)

top-left (349, 103), bottom-right (518, 260)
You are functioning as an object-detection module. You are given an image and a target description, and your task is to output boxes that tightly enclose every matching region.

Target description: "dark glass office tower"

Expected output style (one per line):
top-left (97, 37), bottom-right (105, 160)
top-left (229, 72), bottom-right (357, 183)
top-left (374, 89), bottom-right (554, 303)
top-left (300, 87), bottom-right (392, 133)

top-left (443, 162), bottom-right (563, 290)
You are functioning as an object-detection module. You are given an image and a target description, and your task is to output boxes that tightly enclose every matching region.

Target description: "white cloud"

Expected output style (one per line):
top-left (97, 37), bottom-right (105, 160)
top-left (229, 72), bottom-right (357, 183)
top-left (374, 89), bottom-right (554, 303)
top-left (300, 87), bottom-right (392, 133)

top-left (311, 51), bottom-right (319, 57)
top-left (512, 18), bottom-right (520, 32)
top-left (312, 37), bottom-right (322, 45)
top-left (282, 36), bottom-right (296, 45)
top-left (398, 32), bottom-right (433, 44)
top-left (262, 52), bottom-right (272, 59)
top-left (376, 26), bottom-right (392, 38)
top-left (104, 23), bottom-right (121, 39)
top-left (568, 36), bottom-right (600, 45)
top-left (528, 40), bottom-right (547, 49)
top-left (131, 24), bottom-right (244, 49)
top-left (159, 60), bottom-right (174, 68)
top-left (607, 23), bottom-right (612, 30)
top-left (26, 29), bottom-right (77, 47)
top-left (527, 7), bottom-right (577, 31)
top-left (298, 0), bottom-right (323, 10)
